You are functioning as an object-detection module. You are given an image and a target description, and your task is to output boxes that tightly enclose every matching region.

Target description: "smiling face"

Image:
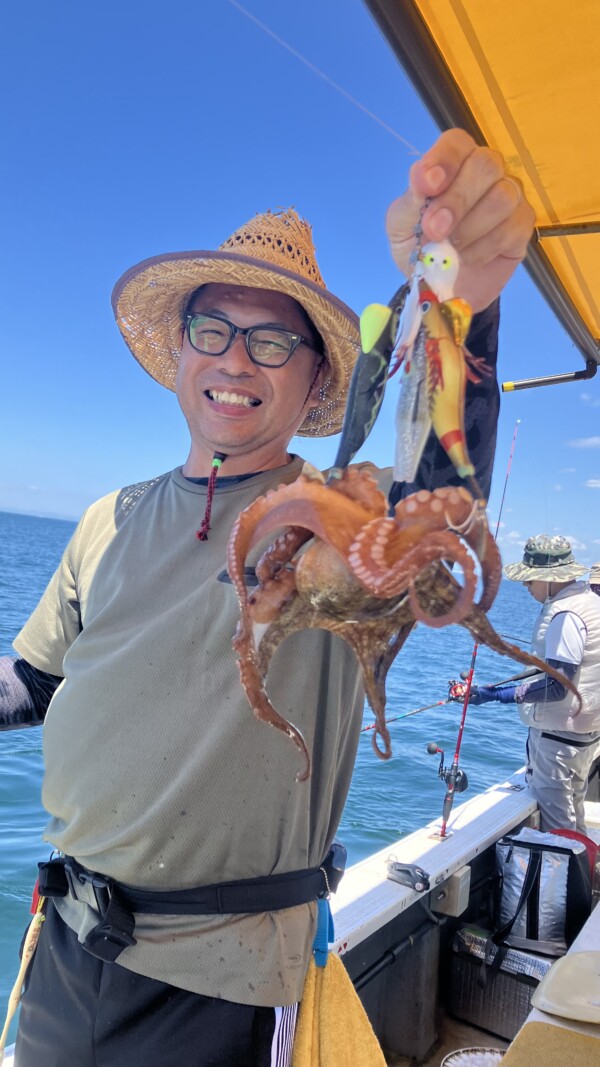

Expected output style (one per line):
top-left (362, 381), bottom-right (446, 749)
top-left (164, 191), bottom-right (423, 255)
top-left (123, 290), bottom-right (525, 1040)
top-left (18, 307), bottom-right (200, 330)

top-left (176, 284), bottom-right (325, 476)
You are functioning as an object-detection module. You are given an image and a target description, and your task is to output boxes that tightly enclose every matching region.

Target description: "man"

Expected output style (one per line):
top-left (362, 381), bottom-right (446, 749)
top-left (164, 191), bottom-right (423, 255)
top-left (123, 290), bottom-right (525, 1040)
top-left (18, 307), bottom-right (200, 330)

top-left (0, 130), bottom-right (534, 1066)
top-left (452, 535), bottom-right (600, 834)
top-left (590, 561), bottom-right (600, 596)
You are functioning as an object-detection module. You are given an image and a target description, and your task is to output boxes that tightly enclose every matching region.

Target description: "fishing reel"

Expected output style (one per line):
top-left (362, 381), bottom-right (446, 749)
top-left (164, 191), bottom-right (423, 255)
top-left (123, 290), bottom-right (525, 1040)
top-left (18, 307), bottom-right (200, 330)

top-left (426, 743), bottom-right (469, 793)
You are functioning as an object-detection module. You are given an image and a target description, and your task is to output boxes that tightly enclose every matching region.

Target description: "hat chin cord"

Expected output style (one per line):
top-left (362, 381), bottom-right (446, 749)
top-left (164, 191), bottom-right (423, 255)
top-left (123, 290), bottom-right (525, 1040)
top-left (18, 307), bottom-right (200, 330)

top-left (544, 578), bottom-right (576, 601)
top-left (195, 452), bottom-right (227, 542)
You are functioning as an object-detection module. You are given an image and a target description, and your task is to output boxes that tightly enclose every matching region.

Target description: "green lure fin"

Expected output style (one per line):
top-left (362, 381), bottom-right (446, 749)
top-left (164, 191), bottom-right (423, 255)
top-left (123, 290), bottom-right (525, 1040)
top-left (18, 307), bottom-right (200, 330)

top-left (328, 285), bottom-right (408, 480)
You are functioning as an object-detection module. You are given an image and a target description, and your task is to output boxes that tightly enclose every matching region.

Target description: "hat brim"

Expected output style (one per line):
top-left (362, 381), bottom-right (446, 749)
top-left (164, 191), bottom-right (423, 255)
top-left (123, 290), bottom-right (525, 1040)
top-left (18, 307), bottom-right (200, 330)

top-left (111, 250), bottom-right (360, 437)
top-left (504, 561), bottom-right (588, 582)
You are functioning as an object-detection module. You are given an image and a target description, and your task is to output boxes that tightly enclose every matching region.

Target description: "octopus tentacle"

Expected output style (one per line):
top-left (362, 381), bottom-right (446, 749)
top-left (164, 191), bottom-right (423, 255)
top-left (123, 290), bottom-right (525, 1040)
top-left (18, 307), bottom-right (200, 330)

top-left (474, 533), bottom-right (502, 612)
top-left (248, 528), bottom-right (311, 624)
top-left (228, 500), bottom-right (314, 781)
top-left (394, 486), bottom-right (472, 526)
top-left (255, 527), bottom-right (312, 583)
top-left (443, 498), bottom-right (501, 611)
top-left (233, 629), bottom-right (311, 782)
top-left (392, 486), bottom-right (500, 614)
top-left (407, 535), bottom-right (476, 627)
top-left (227, 475), bottom-right (380, 584)
top-left (327, 463), bottom-right (388, 513)
top-left (459, 615), bottom-right (582, 714)
top-left (226, 467), bottom-right (582, 779)
top-left (348, 521), bottom-right (477, 627)
top-left (372, 722), bottom-right (392, 761)
top-left (248, 566), bottom-right (298, 624)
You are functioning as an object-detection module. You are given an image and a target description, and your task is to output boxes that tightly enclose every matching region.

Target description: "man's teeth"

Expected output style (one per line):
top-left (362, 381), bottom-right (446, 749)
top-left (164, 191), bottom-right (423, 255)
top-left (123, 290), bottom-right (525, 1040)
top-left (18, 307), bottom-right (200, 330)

top-left (207, 390), bottom-right (259, 407)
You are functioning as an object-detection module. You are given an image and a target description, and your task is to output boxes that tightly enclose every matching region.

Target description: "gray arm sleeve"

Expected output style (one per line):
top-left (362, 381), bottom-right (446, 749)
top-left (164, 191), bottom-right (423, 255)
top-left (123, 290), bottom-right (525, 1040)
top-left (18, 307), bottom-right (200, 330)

top-left (0, 655), bottom-right (62, 730)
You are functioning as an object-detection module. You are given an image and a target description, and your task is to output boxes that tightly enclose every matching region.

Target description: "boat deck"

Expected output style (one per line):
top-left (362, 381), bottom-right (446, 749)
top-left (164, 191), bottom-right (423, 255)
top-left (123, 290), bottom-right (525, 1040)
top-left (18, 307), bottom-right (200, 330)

top-left (386, 1017), bottom-right (507, 1066)
top-left (384, 802), bottom-right (600, 1065)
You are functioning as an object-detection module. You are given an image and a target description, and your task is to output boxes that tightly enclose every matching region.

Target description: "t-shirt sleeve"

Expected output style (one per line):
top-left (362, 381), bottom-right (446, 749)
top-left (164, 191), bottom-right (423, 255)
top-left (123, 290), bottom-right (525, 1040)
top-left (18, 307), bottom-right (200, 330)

top-left (544, 611), bottom-right (586, 665)
top-left (13, 518), bottom-right (84, 676)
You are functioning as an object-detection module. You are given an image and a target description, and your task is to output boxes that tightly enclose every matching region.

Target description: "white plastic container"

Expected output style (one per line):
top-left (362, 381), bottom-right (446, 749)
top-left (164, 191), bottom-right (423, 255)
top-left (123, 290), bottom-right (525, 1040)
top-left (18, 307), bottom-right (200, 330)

top-left (441, 1048), bottom-right (505, 1067)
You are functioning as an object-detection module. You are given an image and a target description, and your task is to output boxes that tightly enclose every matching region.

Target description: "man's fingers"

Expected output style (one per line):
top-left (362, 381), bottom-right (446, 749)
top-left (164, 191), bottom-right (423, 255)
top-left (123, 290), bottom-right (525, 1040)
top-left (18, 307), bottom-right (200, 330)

top-left (419, 145), bottom-right (506, 243)
top-left (457, 196), bottom-right (536, 268)
top-left (387, 133), bottom-right (493, 245)
top-left (443, 174), bottom-right (532, 255)
top-left (385, 187), bottom-right (421, 245)
top-left (385, 188), bottom-right (423, 275)
top-left (410, 128), bottom-right (478, 200)
top-left (385, 128), bottom-right (535, 302)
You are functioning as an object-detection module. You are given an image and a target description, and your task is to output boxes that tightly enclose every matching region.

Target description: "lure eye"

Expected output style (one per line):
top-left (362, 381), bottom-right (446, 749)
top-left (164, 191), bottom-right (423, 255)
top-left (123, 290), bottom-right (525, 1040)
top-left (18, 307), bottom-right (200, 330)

top-left (441, 257), bottom-right (452, 270)
top-left (423, 253), bottom-right (435, 266)
top-left (421, 300), bottom-right (431, 312)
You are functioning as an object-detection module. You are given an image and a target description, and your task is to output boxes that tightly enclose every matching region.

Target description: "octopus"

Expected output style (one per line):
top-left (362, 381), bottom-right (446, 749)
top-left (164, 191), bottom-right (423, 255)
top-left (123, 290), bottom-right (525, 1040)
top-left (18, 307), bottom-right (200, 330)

top-left (227, 465), bottom-right (580, 782)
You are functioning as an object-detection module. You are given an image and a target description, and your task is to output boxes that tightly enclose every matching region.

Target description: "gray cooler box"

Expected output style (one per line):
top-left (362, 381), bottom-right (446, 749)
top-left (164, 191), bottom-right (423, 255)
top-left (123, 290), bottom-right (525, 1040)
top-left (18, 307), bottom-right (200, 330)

top-left (447, 925), bottom-right (554, 1041)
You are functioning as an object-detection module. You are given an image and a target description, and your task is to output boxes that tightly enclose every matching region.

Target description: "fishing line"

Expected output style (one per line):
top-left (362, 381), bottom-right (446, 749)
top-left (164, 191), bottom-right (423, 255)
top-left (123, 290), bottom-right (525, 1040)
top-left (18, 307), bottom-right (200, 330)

top-left (227, 0), bottom-right (421, 155)
top-left (435, 418), bottom-right (521, 838)
top-left (362, 657), bottom-right (535, 735)
top-left (361, 697), bottom-right (450, 732)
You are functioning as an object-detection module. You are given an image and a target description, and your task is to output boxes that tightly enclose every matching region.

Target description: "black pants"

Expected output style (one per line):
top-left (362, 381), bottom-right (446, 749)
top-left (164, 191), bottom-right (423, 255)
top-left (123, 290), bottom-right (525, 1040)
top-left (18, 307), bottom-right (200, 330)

top-left (15, 902), bottom-right (288, 1067)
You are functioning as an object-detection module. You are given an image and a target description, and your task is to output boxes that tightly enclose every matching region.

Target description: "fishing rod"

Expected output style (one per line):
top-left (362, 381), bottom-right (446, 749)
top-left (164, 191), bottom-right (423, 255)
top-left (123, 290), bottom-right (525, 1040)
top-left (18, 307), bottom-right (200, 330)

top-left (458, 667), bottom-right (538, 687)
top-left (360, 666), bottom-right (535, 733)
top-left (428, 419), bottom-right (521, 838)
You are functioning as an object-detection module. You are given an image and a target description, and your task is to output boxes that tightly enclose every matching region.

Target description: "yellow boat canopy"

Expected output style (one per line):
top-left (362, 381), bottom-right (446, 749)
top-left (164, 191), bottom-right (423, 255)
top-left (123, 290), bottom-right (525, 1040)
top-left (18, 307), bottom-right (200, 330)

top-left (366, 0), bottom-right (600, 370)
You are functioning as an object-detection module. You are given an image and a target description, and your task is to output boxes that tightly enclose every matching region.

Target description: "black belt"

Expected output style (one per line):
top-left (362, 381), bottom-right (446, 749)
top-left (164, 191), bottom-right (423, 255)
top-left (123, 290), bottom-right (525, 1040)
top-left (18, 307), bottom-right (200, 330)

top-left (37, 845), bottom-right (346, 964)
top-left (541, 731), bottom-right (600, 748)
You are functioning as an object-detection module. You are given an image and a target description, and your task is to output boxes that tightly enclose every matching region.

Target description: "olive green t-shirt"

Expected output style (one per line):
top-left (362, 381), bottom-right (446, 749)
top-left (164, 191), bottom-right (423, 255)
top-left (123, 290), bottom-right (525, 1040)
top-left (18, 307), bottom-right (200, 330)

top-left (14, 460), bottom-right (368, 1006)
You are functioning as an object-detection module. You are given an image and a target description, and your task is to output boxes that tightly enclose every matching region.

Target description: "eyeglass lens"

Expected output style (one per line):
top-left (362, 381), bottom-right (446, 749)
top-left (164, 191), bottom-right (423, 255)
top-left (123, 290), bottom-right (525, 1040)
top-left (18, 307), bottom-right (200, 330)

top-left (187, 314), bottom-right (298, 366)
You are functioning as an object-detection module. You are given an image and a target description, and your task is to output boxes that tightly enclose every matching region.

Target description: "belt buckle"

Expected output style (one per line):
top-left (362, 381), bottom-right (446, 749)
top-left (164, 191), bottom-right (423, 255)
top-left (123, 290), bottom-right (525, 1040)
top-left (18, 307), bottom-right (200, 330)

top-left (65, 861), bottom-right (112, 915)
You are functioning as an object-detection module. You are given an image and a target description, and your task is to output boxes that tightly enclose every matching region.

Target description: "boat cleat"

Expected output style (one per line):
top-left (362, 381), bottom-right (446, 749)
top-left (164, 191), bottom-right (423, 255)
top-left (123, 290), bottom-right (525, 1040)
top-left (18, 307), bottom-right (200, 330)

top-left (386, 858), bottom-right (430, 892)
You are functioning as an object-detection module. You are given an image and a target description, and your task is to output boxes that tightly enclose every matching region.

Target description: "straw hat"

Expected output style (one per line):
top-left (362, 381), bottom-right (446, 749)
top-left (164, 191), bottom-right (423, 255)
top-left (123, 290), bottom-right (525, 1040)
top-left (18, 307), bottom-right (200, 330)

top-left (504, 534), bottom-right (588, 582)
top-left (590, 562), bottom-right (600, 585)
top-left (111, 208), bottom-right (360, 437)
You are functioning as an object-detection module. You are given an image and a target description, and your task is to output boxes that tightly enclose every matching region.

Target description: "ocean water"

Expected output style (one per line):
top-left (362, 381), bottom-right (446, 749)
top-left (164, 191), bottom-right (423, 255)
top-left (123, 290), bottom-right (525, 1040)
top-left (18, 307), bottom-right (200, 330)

top-left (0, 508), bottom-right (538, 1035)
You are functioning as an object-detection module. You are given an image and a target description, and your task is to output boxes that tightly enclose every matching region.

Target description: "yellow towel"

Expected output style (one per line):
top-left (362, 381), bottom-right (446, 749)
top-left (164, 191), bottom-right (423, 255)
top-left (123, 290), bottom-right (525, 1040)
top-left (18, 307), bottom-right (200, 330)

top-left (502, 1021), bottom-right (600, 1067)
top-left (291, 953), bottom-right (386, 1066)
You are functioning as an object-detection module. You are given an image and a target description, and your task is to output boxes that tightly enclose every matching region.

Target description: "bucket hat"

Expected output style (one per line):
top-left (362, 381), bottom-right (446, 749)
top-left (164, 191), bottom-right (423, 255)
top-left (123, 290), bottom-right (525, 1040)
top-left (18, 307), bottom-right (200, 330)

top-left (111, 208), bottom-right (360, 437)
top-left (504, 534), bottom-right (588, 582)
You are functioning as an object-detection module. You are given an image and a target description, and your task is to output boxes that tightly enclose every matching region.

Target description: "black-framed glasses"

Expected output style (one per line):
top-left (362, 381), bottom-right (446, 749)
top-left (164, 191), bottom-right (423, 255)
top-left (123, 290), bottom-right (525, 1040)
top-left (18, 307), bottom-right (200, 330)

top-left (184, 312), bottom-right (317, 368)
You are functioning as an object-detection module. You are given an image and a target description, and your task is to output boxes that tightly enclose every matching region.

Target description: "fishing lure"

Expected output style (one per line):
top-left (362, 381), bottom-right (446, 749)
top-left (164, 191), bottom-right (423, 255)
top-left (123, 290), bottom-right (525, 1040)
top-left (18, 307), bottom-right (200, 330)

top-left (328, 226), bottom-right (487, 503)
top-left (393, 239), bottom-right (482, 496)
top-left (327, 280), bottom-right (408, 478)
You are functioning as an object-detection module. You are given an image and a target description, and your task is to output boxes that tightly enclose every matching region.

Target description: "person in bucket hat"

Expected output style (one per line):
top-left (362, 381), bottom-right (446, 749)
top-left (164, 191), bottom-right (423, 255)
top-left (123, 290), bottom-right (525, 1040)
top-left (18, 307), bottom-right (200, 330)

top-left (503, 534), bottom-right (589, 584)
top-left (2, 129), bottom-right (535, 1067)
top-left (590, 561), bottom-right (600, 596)
top-left (452, 534), bottom-right (600, 834)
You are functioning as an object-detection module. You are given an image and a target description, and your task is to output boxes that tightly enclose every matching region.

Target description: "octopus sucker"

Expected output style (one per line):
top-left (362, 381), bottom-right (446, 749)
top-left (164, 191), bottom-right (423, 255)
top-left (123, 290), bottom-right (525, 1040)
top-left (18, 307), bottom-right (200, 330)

top-left (227, 468), bottom-right (580, 779)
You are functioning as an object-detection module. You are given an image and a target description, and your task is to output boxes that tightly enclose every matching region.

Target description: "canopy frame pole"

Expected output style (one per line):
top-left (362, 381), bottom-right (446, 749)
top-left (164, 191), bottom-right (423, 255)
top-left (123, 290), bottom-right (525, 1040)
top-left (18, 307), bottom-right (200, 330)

top-left (538, 223), bottom-right (600, 238)
top-left (502, 359), bottom-right (598, 392)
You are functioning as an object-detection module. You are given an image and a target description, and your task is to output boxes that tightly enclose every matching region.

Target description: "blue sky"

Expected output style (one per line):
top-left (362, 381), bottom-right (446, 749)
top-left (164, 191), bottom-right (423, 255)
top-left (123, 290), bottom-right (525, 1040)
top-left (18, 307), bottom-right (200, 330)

top-left (2, 0), bottom-right (599, 567)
